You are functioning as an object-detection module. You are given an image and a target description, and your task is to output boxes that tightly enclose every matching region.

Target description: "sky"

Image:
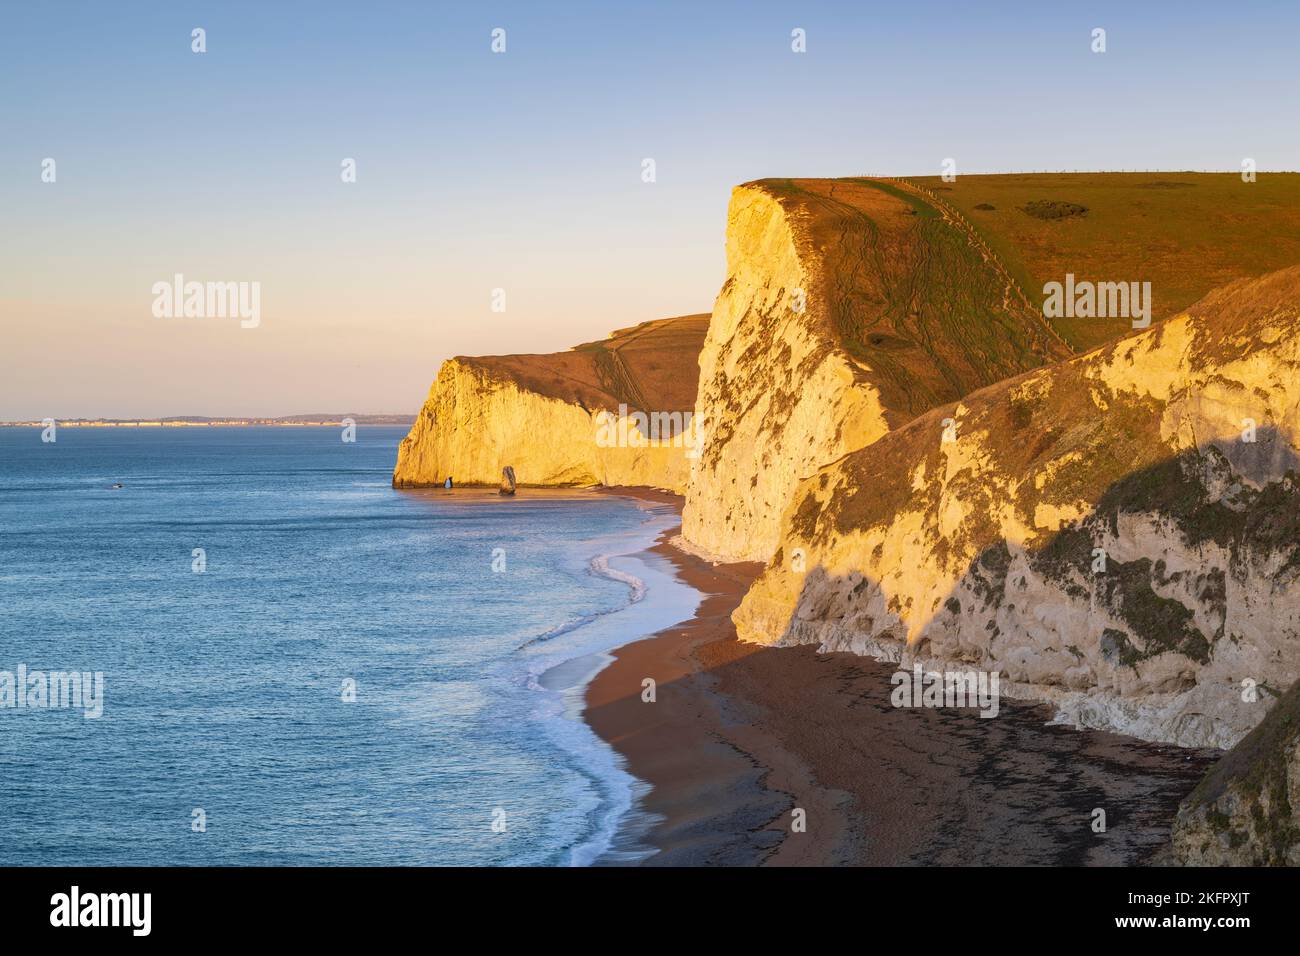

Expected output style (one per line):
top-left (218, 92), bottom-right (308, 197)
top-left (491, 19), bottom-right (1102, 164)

top-left (2, 0), bottom-right (1298, 418)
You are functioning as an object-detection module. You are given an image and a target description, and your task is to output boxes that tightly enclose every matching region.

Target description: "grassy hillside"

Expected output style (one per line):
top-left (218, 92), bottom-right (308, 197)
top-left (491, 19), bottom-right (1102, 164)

top-left (458, 313), bottom-right (709, 415)
top-left (751, 177), bottom-right (1071, 426)
top-left (787, 265), bottom-right (1300, 561)
top-left (905, 172), bottom-right (1300, 349)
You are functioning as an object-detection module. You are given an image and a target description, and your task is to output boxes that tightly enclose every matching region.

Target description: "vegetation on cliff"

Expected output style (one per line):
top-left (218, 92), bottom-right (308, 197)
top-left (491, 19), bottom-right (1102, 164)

top-left (907, 173), bottom-right (1300, 349)
top-left (735, 266), bottom-right (1300, 749)
top-left (392, 314), bottom-right (708, 491)
top-left (1171, 677), bottom-right (1300, 865)
top-left (684, 177), bottom-right (1074, 560)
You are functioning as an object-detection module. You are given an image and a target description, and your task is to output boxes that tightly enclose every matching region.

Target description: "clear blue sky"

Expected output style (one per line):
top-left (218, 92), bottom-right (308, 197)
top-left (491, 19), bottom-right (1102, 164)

top-left (2, 1), bottom-right (1297, 417)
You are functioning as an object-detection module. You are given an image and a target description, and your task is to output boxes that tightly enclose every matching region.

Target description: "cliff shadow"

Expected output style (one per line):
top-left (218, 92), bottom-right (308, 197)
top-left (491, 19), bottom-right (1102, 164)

top-left (583, 517), bottom-right (1221, 867)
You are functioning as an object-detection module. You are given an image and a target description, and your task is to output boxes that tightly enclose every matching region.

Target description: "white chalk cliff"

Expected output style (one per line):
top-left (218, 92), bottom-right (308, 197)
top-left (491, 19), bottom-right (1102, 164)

top-left (682, 179), bottom-right (1069, 561)
top-left (393, 315), bottom-right (708, 492)
top-left (394, 177), bottom-right (1300, 767)
top-left (733, 268), bottom-right (1300, 749)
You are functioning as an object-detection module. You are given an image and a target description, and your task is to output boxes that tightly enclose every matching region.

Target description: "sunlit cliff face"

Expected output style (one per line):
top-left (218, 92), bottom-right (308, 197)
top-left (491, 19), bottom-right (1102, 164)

top-left (735, 267), bottom-right (1300, 750)
top-left (392, 316), bottom-right (709, 492)
top-left (683, 179), bottom-right (1069, 563)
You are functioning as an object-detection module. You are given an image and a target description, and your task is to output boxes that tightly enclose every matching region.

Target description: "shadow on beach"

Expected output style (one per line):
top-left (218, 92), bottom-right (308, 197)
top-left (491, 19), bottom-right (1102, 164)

top-left (585, 511), bottom-right (1219, 867)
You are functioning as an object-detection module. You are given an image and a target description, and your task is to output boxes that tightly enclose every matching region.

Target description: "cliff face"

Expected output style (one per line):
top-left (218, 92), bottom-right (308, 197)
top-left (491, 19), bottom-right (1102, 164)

top-left (392, 315), bottom-right (708, 492)
top-left (1169, 677), bottom-right (1300, 865)
top-left (682, 179), bottom-right (1070, 562)
top-left (733, 267), bottom-right (1300, 749)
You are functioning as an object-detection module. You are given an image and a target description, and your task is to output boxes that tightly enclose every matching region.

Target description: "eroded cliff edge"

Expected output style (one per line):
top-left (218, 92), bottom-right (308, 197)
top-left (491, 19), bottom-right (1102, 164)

top-left (1169, 677), bottom-right (1300, 864)
top-left (683, 178), bottom-right (1071, 561)
top-left (734, 267), bottom-right (1300, 750)
top-left (392, 315), bottom-right (708, 492)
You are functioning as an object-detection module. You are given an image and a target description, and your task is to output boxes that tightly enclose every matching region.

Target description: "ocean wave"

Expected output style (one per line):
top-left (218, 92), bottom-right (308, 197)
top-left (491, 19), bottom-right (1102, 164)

top-left (516, 552), bottom-right (647, 650)
top-left (590, 553), bottom-right (647, 603)
top-left (505, 511), bottom-right (699, 867)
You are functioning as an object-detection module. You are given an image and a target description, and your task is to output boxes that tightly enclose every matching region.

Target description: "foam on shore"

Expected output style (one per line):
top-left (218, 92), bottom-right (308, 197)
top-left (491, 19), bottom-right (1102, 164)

top-left (512, 497), bottom-right (700, 866)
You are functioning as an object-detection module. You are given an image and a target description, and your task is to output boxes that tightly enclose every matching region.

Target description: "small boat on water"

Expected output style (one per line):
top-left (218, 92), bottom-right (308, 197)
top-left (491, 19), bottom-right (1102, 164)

top-left (109, 483), bottom-right (123, 489)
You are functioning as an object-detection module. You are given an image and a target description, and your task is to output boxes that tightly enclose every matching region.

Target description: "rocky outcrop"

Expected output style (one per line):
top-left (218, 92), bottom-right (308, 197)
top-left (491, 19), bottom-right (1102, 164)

top-left (392, 315), bottom-right (708, 492)
top-left (1170, 678), bottom-right (1300, 864)
top-left (682, 179), bottom-right (1070, 562)
top-left (734, 267), bottom-right (1300, 749)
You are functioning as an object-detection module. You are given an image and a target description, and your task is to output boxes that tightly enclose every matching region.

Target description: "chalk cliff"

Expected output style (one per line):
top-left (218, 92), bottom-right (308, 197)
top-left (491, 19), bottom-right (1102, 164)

top-left (682, 179), bottom-right (1071, 561)
top-left (1169, 677), bottom-right (1300, 865)
top-left (392, 315), bottom-right (708, 492)
top-left (733, 267), bottom-right (1300, 749)
top-left (393, 174), bottom-right (1300, 861)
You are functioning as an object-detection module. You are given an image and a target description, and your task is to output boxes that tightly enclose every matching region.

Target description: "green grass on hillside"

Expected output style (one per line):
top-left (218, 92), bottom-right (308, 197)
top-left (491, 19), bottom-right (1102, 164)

top-left (467, 314), bottom-right (709, 415)
top-left (907, 173), bottom-right (1300, 350)
top-left (747, 177), bottom-right (1069, 425)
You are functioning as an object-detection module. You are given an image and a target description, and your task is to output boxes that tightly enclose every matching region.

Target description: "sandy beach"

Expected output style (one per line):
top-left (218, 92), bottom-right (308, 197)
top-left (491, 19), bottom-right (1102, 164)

top-left (587, 490), bottom-right (1219, 866)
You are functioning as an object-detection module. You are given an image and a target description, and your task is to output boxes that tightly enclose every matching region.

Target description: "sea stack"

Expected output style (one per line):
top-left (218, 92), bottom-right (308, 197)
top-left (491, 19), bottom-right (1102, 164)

top-left (499, 465), bottom-right (516, 496)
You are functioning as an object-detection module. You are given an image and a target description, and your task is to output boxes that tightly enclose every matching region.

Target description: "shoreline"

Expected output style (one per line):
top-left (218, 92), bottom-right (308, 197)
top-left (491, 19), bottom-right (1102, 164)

top-left (511, 490), bottom-right (698, 866)
top-left (587, 487), bottom-right (1220, 866)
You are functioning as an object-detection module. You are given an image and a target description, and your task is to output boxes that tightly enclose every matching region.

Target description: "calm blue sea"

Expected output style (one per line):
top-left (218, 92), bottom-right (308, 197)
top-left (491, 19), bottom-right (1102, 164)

top-left (0, 426), bottom-right (697, 865)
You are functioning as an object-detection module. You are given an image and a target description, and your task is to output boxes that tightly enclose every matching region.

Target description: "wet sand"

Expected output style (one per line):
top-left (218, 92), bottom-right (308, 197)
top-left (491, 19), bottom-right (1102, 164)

top-left (586, 490), bottom-right (1219, 866)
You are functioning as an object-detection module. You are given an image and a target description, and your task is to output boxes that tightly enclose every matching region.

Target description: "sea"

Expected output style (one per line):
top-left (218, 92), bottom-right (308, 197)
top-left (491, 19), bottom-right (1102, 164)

top-left (0, 425), bottom-right (698, 865)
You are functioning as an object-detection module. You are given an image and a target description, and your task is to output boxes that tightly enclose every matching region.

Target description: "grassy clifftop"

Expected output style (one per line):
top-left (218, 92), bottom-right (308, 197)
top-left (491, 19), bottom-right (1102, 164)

top-left (458, 313), bottom-right (709, 416)
top-left (747, 177), bottom-right (1072, 426)
top-left (682, 177), bottom-right (1073, 560)
top-left (727, 173), bottom-right (1300, 434)
top-left (905, 172), bottom-right (1300, 350)
top-left (392, 313), bottom-right (709, 491)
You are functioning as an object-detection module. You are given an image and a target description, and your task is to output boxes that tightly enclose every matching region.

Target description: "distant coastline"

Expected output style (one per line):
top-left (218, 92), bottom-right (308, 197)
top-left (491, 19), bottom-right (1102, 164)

top-left (0, 414), bottom-right (415, 428)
